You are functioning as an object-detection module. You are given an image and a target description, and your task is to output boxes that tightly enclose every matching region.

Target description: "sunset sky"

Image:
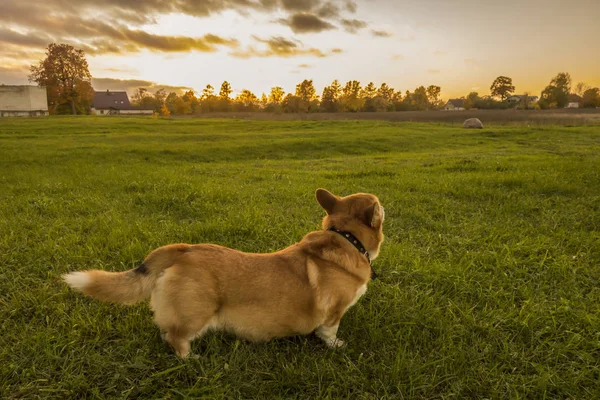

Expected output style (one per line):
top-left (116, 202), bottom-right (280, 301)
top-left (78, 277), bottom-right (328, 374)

top-left (1, 0), bottom-right (599, 99)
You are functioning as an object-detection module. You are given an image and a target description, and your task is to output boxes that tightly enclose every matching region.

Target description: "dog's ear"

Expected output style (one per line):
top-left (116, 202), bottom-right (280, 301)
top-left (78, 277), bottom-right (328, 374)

top-left (316, 188), bottom-right (339, 214)
top-left (364, 203), bottom-right (383, 228)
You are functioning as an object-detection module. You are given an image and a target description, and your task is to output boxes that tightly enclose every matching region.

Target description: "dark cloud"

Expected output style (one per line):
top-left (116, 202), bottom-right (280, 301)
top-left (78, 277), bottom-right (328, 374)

top-left (56, 0), bottom-right (270, 21)
top-left (91, 77), bottom-right (193, 95)
top-left (117, 31), bottom-right (239, 53)
top-left (230, 36), bottom-right (327, 58)
top-left (0, 28), bottom-right (54, 48)
top-left (1, 0), bottom-right (346, 26)
top-left (341, 19), bottom-right (367, 34)
top-left (372, 29), bottom-right (393, 37)
top-left (0, 15), bottom-right (239, 56)
top-left (280, 13), bottom-right (336, 34)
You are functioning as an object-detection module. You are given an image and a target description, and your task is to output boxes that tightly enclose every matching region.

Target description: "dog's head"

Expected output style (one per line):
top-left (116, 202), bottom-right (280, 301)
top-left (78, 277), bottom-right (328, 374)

top-left (316, 188), bottom-right (385, 260)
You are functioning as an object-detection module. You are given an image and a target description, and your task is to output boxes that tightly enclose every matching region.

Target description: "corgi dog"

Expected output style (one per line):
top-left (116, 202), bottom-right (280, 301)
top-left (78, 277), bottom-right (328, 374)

top-left (63, 189), bottom-right (384, 358)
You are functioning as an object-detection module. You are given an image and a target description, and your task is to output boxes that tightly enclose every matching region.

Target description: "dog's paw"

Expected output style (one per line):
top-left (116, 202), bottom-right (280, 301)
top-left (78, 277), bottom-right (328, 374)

top-left (326, 338), bottom-right (346, 348)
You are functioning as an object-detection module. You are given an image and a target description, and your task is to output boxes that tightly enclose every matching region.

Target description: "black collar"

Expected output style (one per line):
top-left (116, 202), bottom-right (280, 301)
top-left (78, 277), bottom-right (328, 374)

top-left (328, 227), bottom-right (377, 280)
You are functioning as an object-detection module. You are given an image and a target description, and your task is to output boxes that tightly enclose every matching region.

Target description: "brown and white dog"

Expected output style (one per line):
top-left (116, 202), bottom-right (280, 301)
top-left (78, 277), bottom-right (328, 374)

top-left (63, 189), bottom-right (384, 358)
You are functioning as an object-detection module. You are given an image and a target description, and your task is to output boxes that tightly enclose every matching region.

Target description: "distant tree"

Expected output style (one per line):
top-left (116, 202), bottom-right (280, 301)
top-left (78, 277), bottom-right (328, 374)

top-left (294, 79), bottom-right (318, 112)
top-left (464, 91), bottom-right (479, 109)
top-left (490, 76), bottom-right (515, 101)
top-left (340, 80), bottom-right (364, 112)
top-left (377, 83), bottom-right (394, 102)
top-left (342, 80), bottom-right (361, 98)
top-left (320, 81), bottom-right (342, 112)
top-left (369, 96), bottom-right (390, 112)
top-left (219, 81), bottom-right (233, 99)
top-left (582, 87), bottom-right (600, 108)
top-left (474, 95), bottom-right (508, 110)
top-left (426, 85), bottom-right (442, 109)
top-left (130, 88), bottom-right (164, 112)
top-left (260, 93), bottom-right (268, 109)
top-left (154, 89), bottom-right (168, 108)
top-left (234, 89), bottom-right (259, 111)
top-left (360, 82), bottom-right (379, 112)
top-left (160, 103), bottom-right (170, 117)
top-left (131, 88), bottom-right (154, 109)
top-left (574, 82), bottom-right (591, 97)
top-left (282, 94), bottom-right (306, 113)
top-left (551, 72), bottom-right (572, 94)
top-left (330, 79), bottom-right (342, 98)
top-left (538, 86), bottom-right (556, 109)
top-left (391, 90), bottom-right (403, 110)
top-left (165, 92), bottom-right (178, 114)
top-left (361, 82), bottom-right (377, 99)
top-left (411, 86), bottom-right (429, 110)
top-left (396, 90), bottom-right (413, 111)
top-left (295, 79), bottom-right (317, 103)
top-left (539, 72), bottom-right (572, 108)
top-left (173, 97), bottom-right (191, 114)
top-left (376, 83), bottom-right (395, 111)
top-left (182, 90), bottom-right (199, 113)
top-left (269, 86), bottom-right (285, 104)
top-left (198, 85), bottom-right (218, 112)
top-left (202, 85), bottom-right (215, 99)
top-left (29, 43), bottom-right (94, 114)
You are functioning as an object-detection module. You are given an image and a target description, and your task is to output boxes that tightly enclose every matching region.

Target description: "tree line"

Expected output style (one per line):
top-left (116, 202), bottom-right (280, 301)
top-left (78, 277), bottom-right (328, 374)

top-left (131, 81), bottom-right (445, 116)
top-left (28, 43), bottom-right (600, 115)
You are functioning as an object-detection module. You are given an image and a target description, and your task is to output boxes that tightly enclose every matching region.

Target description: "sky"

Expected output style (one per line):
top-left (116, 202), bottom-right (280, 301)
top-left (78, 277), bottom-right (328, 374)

top-left (1, 0), bottom-right (599, 99)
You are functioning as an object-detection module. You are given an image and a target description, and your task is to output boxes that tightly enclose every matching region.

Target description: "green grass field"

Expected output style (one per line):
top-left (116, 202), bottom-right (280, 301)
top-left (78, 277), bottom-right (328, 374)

top-left (1, 116), bottom-right (599, 399)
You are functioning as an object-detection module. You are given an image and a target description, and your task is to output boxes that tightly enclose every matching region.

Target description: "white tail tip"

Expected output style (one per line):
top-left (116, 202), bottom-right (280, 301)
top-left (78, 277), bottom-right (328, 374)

top-left (63, 271), bottom-right (90, 291)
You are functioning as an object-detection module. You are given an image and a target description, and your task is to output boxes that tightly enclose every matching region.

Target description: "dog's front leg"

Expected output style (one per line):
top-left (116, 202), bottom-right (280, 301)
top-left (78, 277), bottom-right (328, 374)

top-left (316, 322), bottom-right (345, 348)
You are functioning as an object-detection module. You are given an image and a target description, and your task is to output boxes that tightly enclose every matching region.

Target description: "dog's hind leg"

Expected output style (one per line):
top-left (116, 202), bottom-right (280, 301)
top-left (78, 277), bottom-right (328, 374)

top-left (150, 265), bottom-right (220, 357)
top-left (160, 313), bottom-right (216, 358)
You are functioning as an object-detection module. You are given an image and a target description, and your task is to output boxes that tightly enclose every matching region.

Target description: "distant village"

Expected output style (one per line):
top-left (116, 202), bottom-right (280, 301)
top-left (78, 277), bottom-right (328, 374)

top-left (1, 81), bottom-right (596, 118)
top-left (1, 69), bottom-right (598, 118)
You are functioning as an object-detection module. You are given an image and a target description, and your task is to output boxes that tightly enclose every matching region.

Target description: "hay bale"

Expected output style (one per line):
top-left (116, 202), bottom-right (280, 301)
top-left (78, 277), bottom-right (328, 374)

top-left (463, 118), bottom-right (484, 129)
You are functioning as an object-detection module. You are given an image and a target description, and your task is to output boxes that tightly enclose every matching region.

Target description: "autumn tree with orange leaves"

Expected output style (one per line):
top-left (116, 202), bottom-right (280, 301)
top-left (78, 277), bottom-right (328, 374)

top-left (29, 43), bottom-right (94, 115)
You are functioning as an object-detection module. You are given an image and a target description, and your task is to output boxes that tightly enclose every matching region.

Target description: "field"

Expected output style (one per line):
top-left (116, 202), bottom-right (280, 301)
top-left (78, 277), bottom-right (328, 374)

top-left (1, 116), bottom-right (599, 399)
top-left (190, 108), bottom-right (600, 125)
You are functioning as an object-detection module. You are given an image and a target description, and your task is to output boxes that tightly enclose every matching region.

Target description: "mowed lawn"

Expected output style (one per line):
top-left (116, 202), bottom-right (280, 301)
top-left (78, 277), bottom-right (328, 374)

top-left (0, 116), bottom-right (599, 399)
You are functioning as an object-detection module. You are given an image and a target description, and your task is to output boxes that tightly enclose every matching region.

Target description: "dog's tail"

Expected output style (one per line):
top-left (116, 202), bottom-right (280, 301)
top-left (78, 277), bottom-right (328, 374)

top-left (62, 244), bottom-right (191, 304)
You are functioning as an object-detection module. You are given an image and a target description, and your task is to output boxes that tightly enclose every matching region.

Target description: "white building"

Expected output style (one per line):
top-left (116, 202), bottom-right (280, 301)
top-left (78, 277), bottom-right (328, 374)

top-left (0, 85), bottom-right (49, 117)
top-left (91, 90), bottom-right (153, 115)
top-left (444, 99), bottom-right (465, 111)
top-left (566, 94), bottom-right (583, 109)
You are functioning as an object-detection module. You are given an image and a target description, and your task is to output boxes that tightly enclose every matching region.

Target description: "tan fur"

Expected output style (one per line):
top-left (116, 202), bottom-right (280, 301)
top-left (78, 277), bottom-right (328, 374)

top-left (63, 189), bottom-right (385, 358)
